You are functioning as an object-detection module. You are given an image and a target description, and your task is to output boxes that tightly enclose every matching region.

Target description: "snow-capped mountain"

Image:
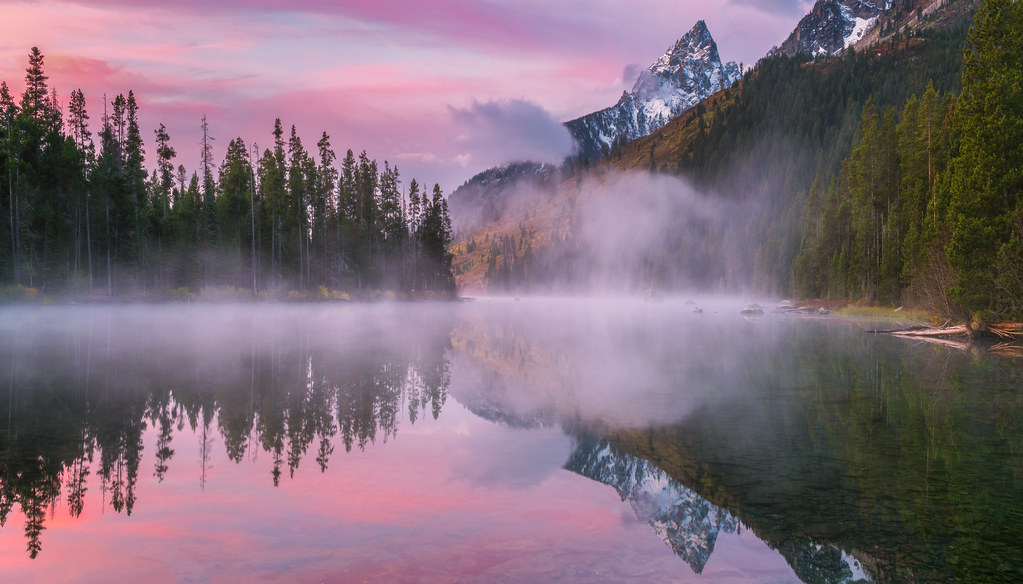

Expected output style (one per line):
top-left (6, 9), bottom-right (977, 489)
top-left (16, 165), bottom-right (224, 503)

top-left (564, 435), bottom-right (739, 573)
top-left (772, 0), bottom-right (891, 57)
top-left (566, 20), bottom-right (742, 163)
top-left (449, 20), bottom-right (741, 228)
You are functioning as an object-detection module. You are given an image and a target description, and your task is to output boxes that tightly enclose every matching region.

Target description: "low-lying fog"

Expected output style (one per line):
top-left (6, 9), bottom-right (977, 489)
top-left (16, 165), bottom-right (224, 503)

top-left (453, 169), bottom-right (771, 294)
top-left (1, 296), bottom-right (799, 431)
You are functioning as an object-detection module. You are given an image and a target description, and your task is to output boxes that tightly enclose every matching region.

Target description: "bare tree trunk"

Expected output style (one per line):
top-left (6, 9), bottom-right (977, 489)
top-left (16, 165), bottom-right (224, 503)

top-left (8, 122), bottom-right (19, 285)
top-left (81, 193), bottom-right (95, 290)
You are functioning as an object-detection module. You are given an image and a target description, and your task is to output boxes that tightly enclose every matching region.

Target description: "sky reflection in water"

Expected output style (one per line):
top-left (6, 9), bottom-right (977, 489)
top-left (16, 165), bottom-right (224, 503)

top-left (2, 298), bottom-right (1021, 582)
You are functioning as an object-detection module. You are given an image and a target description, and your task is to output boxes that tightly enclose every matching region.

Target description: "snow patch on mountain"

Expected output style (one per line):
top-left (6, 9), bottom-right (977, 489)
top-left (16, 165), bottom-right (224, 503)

top-left (846, 16), bottom-right (877, 46)
top-left (565, 435), bottom-right (881, 582)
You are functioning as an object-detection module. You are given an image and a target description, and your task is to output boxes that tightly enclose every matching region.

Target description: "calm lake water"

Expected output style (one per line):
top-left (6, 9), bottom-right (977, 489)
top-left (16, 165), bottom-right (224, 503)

top-left (1, 298), bottom-right (1021, 583)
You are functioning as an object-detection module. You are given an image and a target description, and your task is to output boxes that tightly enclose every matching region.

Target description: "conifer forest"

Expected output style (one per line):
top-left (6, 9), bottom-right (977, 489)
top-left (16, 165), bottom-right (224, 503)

top-left (0, 48), bottom-right (456, 300)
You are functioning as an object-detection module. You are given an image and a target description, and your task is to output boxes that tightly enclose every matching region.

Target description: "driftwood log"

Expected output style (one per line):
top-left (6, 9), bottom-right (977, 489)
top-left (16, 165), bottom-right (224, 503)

top-left (870, 322), bottom-right (1023, 355)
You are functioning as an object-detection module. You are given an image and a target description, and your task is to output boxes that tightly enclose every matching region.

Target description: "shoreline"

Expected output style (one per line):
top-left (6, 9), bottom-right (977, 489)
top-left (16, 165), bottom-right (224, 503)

top-left (779, 300), bottom-right (1023, 356)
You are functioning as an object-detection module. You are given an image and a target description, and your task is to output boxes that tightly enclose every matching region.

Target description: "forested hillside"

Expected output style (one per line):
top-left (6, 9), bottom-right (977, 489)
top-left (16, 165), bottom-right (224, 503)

top-left (0, 50), bottom-right (455, 300)
top-left (614, 9), bottom-right (971, 296)
top-left (455, 0), bottom-right (1023, 327)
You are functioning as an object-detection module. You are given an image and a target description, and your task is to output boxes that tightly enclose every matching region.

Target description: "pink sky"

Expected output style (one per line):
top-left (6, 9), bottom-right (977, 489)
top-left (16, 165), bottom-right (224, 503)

top-left (0, 0), bottom-right (807, 191)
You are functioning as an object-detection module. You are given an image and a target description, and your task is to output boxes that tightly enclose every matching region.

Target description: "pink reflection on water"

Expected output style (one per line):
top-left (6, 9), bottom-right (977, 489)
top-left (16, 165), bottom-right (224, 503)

top-left (0, 400), bottom-right (795, 583)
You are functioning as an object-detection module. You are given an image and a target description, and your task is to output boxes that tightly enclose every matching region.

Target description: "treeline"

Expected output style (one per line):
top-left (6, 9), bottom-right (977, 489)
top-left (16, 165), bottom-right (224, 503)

top-left (794, 0), bottom-right (1022, 323)
top-left (0, 48), bottom-right (455, 298)
top-left (793, 88), bottom-right (957, 308)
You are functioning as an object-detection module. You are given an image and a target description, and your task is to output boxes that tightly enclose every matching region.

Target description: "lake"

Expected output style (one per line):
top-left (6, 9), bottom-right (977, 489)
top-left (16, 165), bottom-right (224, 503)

top-left (1, 298), bottom-right (1021, 583)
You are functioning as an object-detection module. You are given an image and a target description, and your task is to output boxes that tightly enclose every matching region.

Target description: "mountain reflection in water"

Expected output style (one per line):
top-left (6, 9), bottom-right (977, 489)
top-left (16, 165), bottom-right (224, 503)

top-left (1, 299), bottom-right (1022, 583)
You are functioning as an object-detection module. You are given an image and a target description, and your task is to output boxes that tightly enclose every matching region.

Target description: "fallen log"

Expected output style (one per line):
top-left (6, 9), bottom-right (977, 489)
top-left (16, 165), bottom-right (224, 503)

top-left (887, 325), bottom-right (969, 338)
top-left (989, 322), bottom-right (1023, 340)
top-left (867, 325), bottom-right (969, 337)
top-left (871, 323), bottom-right (1023, 356)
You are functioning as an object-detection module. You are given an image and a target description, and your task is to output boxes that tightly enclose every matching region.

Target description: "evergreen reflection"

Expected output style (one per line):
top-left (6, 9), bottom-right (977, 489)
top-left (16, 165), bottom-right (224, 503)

top-left (0, 305), bottom-right (453, 558)
top-left (451, 302), bottom-right (1023, 584)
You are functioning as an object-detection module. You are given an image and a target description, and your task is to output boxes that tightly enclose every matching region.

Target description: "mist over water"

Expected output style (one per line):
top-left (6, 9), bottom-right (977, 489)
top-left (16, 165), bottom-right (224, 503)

top-left (449, 295), bottom-right (784, 428)
top-left (3, 300), bottom-right (1022, 583)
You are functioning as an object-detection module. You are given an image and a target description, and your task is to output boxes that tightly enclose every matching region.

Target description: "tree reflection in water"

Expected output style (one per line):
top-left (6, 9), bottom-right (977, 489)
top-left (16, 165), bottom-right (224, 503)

top-left (0, 304), bottom-right (453, 558)
top-left (3, 300), bottom-right (1023, 584)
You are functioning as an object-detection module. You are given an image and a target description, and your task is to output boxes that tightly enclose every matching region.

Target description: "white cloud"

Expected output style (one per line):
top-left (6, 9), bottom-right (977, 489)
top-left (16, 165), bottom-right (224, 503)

top-left (447, 98), bottom-right (577, 170)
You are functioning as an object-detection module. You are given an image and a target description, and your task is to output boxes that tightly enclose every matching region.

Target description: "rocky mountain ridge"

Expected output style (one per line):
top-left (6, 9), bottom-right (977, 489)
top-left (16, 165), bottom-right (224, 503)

top-left (772, 0), bottom-right (891, 57)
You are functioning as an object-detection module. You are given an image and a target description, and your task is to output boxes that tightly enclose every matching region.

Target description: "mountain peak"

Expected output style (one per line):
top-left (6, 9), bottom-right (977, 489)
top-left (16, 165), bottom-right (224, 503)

top-left (650, 20), bottom-right (717, 77)
top-left (685, 19), bottom-right (711, 40)
top-left (449, 21), bottom-right (742, 227)
top-left (683, 19), bottom-right (712, 45)
top-left (566, 21), bottom-right (741, 163)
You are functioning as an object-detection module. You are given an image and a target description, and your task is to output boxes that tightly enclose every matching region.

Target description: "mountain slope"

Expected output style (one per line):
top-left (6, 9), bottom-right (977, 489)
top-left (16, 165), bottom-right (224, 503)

top-left (450, 0), bottom-right (975, 294)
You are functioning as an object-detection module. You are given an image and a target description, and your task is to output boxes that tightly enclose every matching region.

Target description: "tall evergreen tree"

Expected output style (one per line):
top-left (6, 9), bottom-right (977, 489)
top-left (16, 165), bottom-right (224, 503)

top-left (153, 123), bottom-right (175, 220)
top-left (947, 0), bottom-right (1023, 321)
top-left (67, 88), bottom-right (94, 288)
top-left (124, 91), bottom-right (147, 273)
top-left (217, 137), bottom-right (253, 287)
top-left (1, 81), bottom-right (20, 283)
top-left (286, 125), bottom-right (309, 287)
top-left (19, 47), bottom-right (50, 123)
top-left (314, 131), bottom-right (337, 287)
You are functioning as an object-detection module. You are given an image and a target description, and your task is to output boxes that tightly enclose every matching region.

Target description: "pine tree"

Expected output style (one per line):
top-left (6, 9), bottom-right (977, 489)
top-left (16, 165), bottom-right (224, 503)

top-left (124, 91), bottom-right (147, 272)
top-left (20, 47), bottom-right (50, 124)
top-left (217, 137), bottom-right (252, 287)
top-left (286, 125), bottom-right (309, 287)
top-left (153, 123), bottom-right (175, 220)
top-left (378, 161), bottom-right (403, 243)
top-left (406, 178), bottom-right (421, 289)
top-left (200, 114), bottom-right (216, 247)
top-left (419, 184), bottom-right (453, 292)
top-left (261, 119), bottom-right (288, 290)
top-left (2, 81), bottom-right (21, 284)
top-left (314, 131), bottom-right (337, 287)
top-left (95, 94), bottom-right (122, 295)
top-left (338, 148), bottom-right (357, 223)
top-left (67, 89), bottom-right (94, 288)
top-left (947, 0), bottom-right (1023, 321)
